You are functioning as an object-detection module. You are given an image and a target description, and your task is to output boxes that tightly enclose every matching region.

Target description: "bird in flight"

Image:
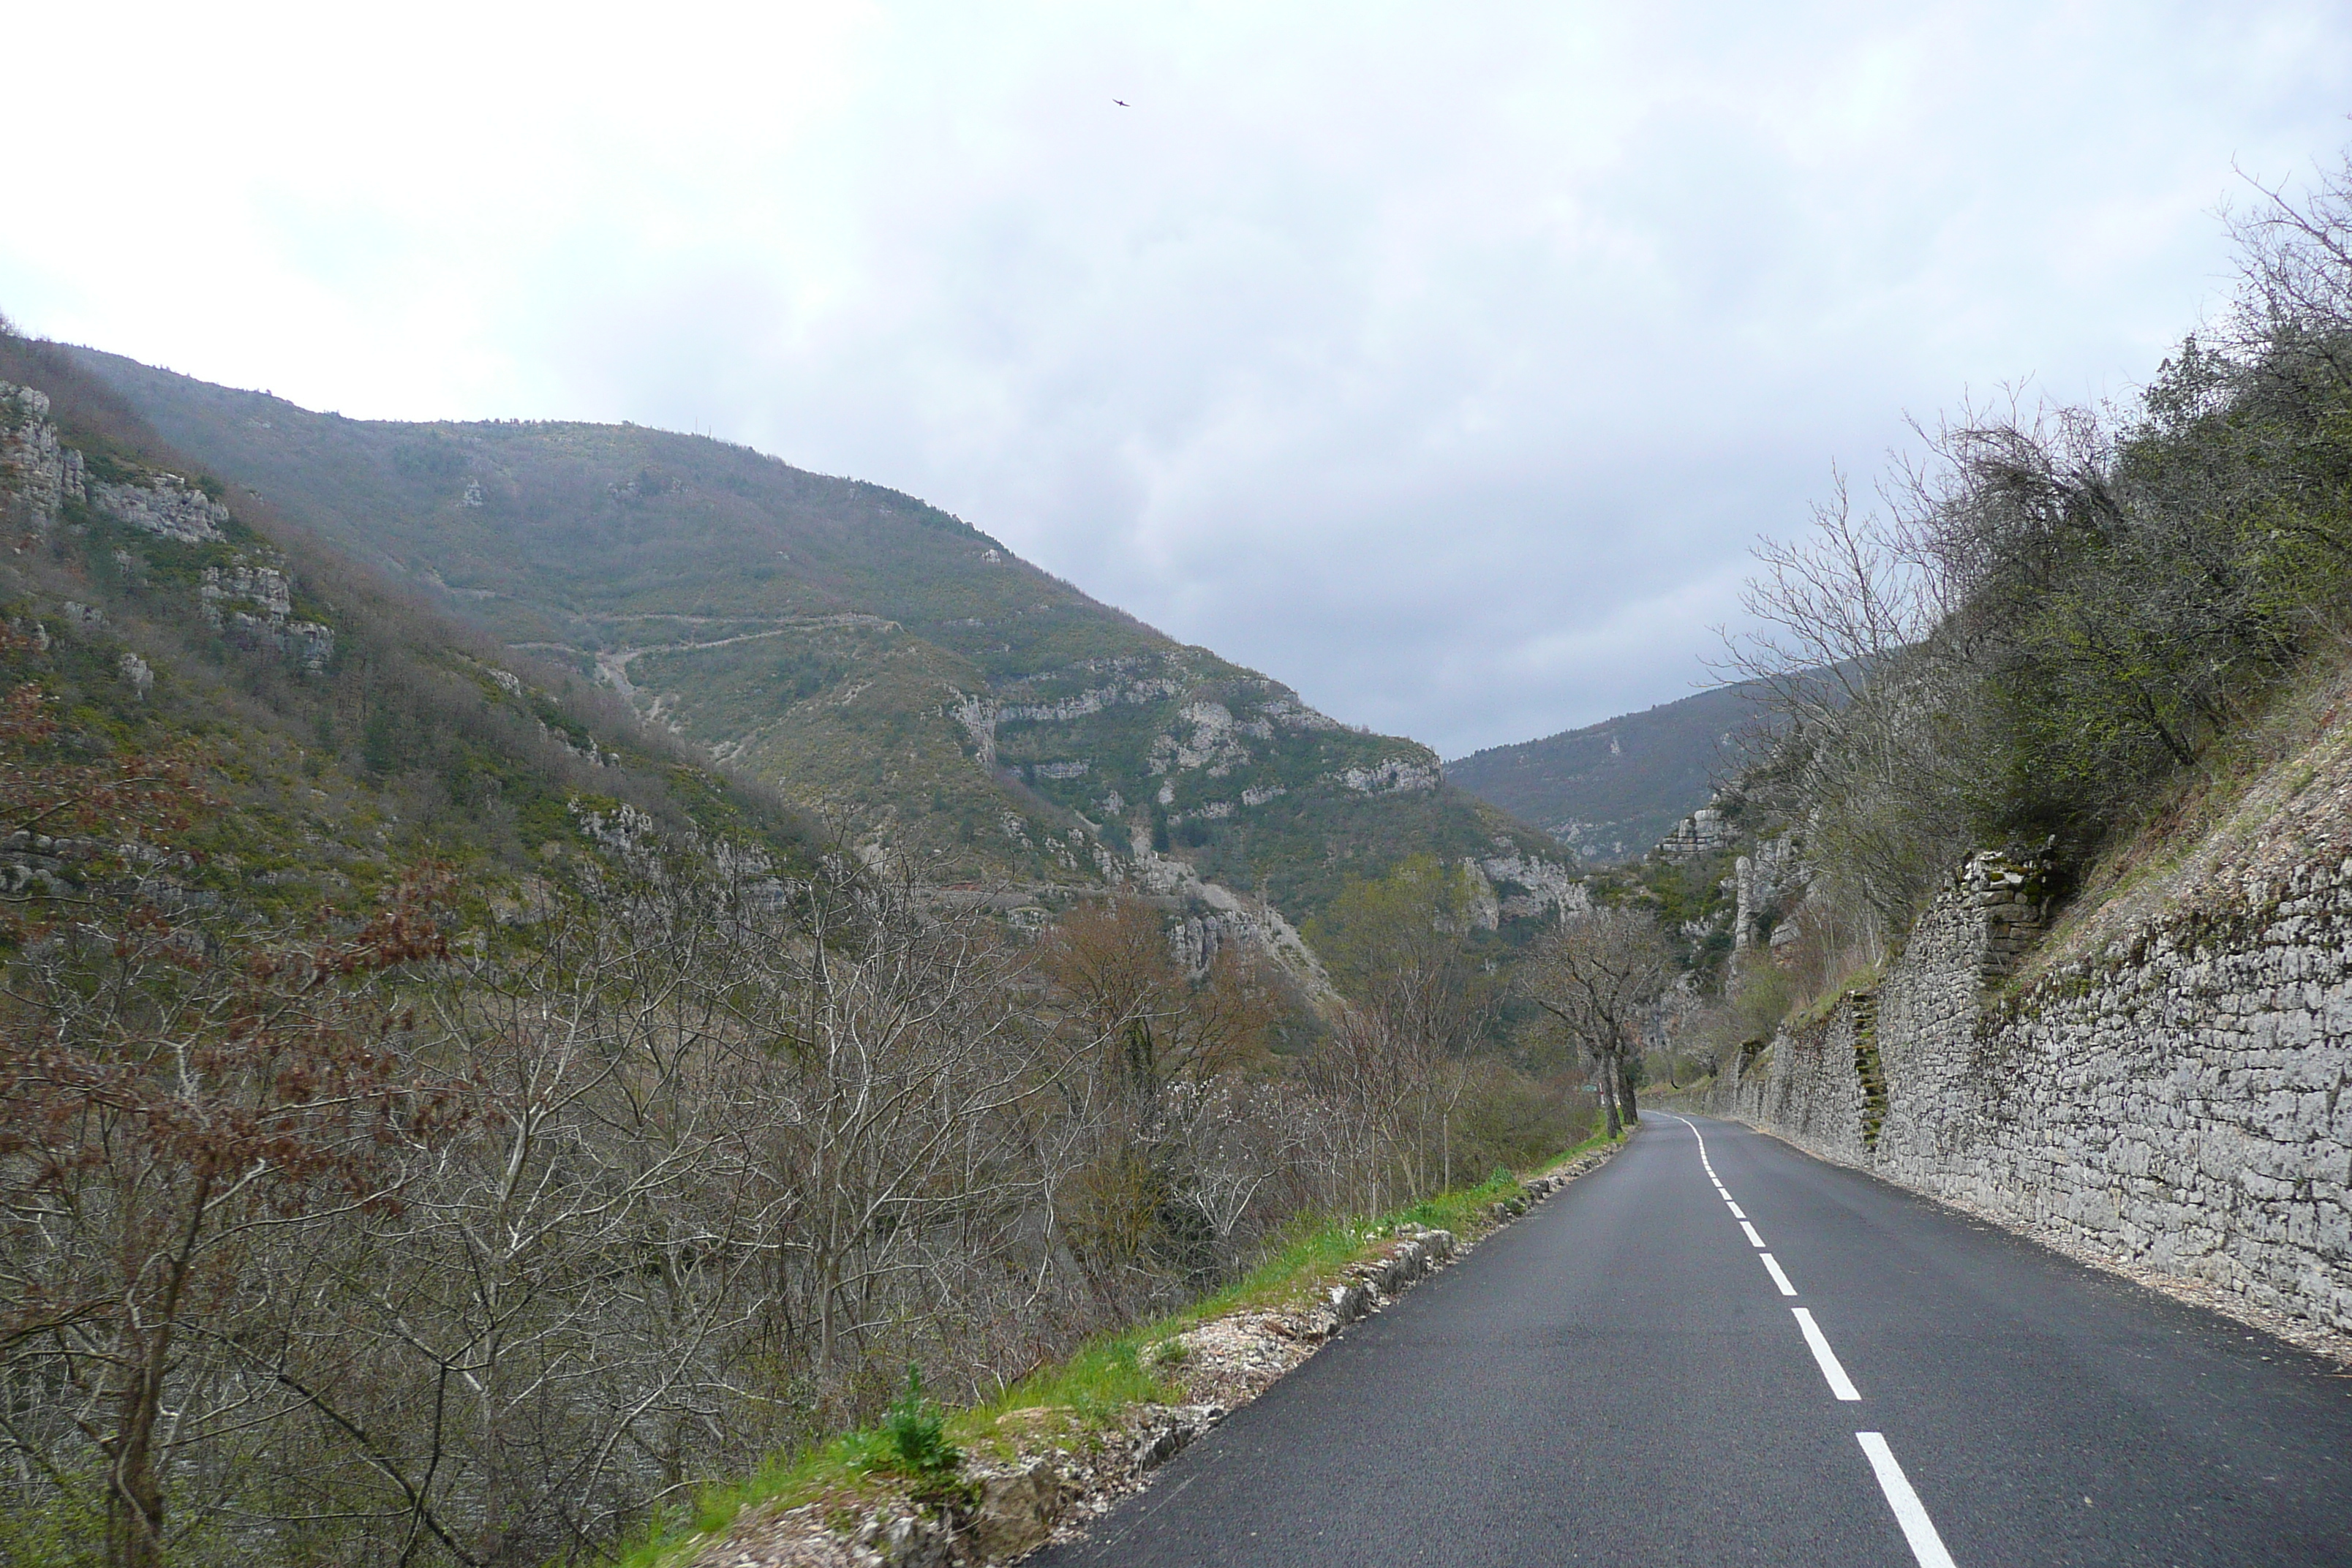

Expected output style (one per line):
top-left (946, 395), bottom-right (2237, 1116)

top-left (1113, 99), bottom-right (1130, 107)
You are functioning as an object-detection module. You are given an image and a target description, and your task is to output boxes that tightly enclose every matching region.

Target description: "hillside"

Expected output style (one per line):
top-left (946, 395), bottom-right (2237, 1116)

top-left (1443, 681), bottom-right (1765, 862)
top-left (0, 336), bottom-right (811, 924)
top-left (69, 348), bottom-right (1572, 929)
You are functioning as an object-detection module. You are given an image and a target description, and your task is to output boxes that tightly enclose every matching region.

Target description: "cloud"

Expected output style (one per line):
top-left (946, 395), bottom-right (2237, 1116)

top-left (6, 0), bottom-right (2350, 755)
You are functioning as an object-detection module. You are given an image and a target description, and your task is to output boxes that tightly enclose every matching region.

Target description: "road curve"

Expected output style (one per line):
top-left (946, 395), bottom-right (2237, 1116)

top-left (1030, 1113), bottom-right (2352, 1567)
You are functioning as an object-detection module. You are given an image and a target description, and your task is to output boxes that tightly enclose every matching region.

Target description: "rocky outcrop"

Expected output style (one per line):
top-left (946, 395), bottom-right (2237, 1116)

top-left (92, 475), bottom-right (229, 543)
top-left (1123, 833), bottom-right (1334, 998)
top-left (1459, 851), bottom-right (1588, 930)
top-left (1150, 700), bottom-right (1254, 777)
top-left (4, 380), bottom-right (232, 545)
top-left (1655, 803), bottom-right (1735, 860)
top-left (1479, 850), bottom-right (1588, 921)
top-left (1330, 757), bottom-right (1439, 795)
top-left (1, 384), bottom-right (328, 674)
top-left (0, 383), bottom-right (86, 524)
top-left (203, 558), bottom-right (334, 671)
top-left (1733, 831), bottom-right (1806, 951)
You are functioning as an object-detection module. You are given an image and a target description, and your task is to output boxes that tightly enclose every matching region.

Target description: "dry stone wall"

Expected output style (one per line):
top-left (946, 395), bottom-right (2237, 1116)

top-left (1705, 850), bottom-right (2352, 1337)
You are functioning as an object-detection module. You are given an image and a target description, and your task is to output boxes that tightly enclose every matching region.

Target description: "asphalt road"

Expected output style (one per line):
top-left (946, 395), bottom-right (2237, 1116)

top-left (1031, 1113), bottom-right (2352, 1567)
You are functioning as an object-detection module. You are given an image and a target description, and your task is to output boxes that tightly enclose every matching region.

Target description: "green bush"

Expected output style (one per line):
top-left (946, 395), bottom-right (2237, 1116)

top-left (882, 1365), bottom-right (962, 1485)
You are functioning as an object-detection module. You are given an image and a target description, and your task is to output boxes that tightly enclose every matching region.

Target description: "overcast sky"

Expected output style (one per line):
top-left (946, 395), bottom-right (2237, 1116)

top-left (7, 3), bottom-right (2351, 756)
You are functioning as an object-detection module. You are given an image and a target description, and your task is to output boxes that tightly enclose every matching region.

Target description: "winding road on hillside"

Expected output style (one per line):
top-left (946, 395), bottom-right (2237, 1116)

top-left (1032, 1115), bottom-right (2352, 1567)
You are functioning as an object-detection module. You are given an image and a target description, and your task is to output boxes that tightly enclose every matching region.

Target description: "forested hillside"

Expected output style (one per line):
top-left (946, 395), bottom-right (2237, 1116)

top-left (0, 333), bottom-right (813, 927)
top-left (1444, 681), bottom-right (1767, 862)
top-left (65, 350), bottom-right (1567, 930)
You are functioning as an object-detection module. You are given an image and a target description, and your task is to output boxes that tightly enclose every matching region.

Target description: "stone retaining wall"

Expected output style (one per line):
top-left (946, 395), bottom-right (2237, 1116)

top-left (1701, 850), bottom-right (2352, 1336)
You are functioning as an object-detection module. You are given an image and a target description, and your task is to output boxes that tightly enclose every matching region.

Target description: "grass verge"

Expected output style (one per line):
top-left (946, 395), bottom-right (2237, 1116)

top-left (610, 1128), bottom-right (1624, 1568)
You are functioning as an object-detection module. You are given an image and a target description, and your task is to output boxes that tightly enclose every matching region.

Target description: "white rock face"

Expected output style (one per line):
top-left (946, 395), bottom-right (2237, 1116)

top-left (1000, 676), bottom-right (1186, 724)
top-left (203, 562), bottom-right (293, 621)
top-left (3, 383), bottom-right (232, 551)
top-left (1656, 804), bottom-right (1735, 859)
top-left (1461, 859), bottom-right (1504, 930)
top-left (1479, 851), bottom-right (1589, 921)
top-left (1122, 828), bottom-right (1335, 999)
top-left (93, 476), bottom-right (230, 544)
top-left (1150, 701), bottom-right (1255, 777)
top-left (0, 383), bottom-right (86, 523)
top-left (950, 693), bottom-right (998, 767)
top-left (118, 652), bottom-right (153, 698)
top-left (1733, 832), bottom-right (1806, 951)
top-left (203, 559), bottom-right (333, 671)
top-left (1261, 696), bottom-right (1340, 732)
top-left (1457, 851), bottom-right (1588, 928)
top-left (1332, 757), bottom-right (1439, 795)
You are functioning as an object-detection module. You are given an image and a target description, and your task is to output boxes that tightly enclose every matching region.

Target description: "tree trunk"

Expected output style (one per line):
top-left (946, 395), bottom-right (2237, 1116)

top-left (1618, 1055), bottom-right (1640, 1126)
top-left (106, 1333), bottom-right (167, 1568)
top-left (1597, 1054), bottom-right (1621, 1139)
top-left (109, 1172), bottom-right (210, 1568)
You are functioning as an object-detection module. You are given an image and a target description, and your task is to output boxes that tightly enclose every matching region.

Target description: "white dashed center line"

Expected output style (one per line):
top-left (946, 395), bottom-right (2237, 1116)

top-left (1857, 1432), bottom-right (1959, 1568)
top-left (1668, 1117), bottom-right (1956, 1560)
top-left (1793, 1308), bottom-right (1862, 1400)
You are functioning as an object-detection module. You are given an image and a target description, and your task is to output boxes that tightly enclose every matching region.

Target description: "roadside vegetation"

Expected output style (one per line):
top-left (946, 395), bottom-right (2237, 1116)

top-left (609, 1139), bottom-right (1617, 1568)
top-left (1643, 154), bottom-right (2352, 1071)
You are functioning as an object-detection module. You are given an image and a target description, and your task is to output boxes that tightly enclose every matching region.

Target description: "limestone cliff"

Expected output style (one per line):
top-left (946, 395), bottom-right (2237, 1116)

top-left (0, 380), bottom-right (335, 671)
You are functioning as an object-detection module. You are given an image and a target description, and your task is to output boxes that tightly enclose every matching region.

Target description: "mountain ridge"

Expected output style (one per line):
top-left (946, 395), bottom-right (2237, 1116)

top-left (1443, 680), bottom-right (1767, 862)
top-left (68, 345), bottom-right (1579, 933)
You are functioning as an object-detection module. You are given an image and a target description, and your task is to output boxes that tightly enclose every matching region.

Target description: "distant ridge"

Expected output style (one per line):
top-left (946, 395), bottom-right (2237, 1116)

top-left (69, 344), bottom-right (1573, 928)
top-left (1444, 682), bottom-right (1768, 863)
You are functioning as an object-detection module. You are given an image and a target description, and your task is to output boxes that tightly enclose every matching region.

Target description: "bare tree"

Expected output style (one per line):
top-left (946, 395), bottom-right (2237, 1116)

top-left (2229, 151), bottom-right (2352, 392)
top-left (1520, 908), bottom-right (1671, 1137)
top-left (1715, 468), bottom-right (1949, 733)
top-left (0, 878), bottom-right (464, 1568)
